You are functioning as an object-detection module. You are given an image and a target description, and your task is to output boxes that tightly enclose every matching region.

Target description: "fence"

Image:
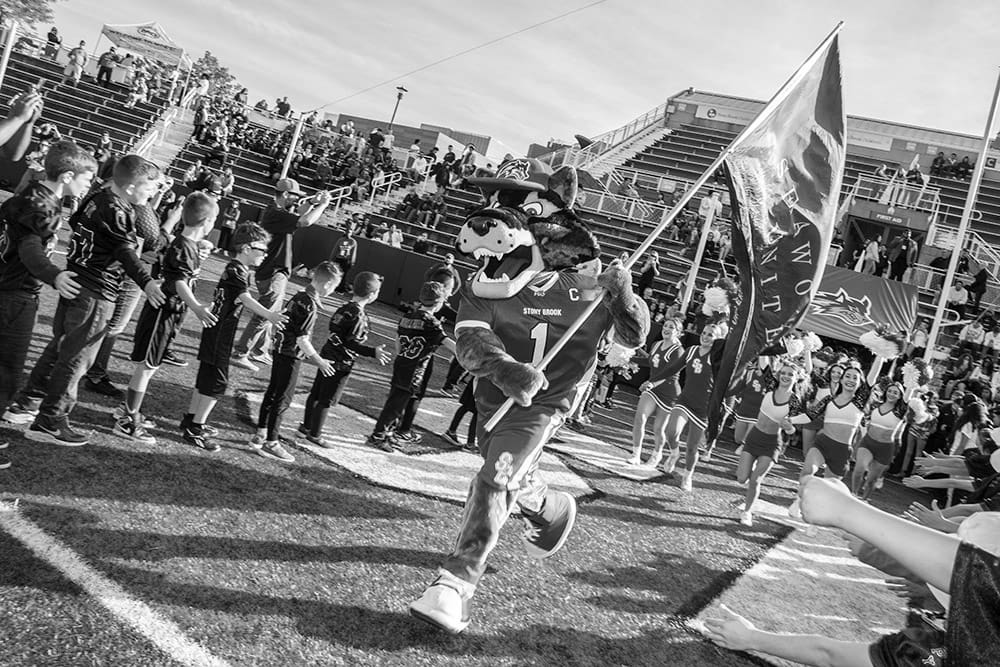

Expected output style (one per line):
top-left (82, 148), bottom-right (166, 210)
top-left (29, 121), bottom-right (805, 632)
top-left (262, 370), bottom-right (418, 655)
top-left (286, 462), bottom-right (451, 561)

top-left (369, 171), bottom-right (402, 204)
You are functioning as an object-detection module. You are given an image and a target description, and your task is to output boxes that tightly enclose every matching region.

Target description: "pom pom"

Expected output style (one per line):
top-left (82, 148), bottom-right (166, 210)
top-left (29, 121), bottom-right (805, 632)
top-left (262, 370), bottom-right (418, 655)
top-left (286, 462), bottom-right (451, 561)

top-left (803, 331), bottom-right (823, 352)
top-left (901, 358), bottom-right (933, 388)
top-left (784, 337), bottom-right (806, 358)
top-left (859, 324), bottom-right (906, 359)
top-left (604, 342), bottom-right (636, 369)
top-left (907, 396), bottom-right (925, 411)
top-left (702, 286), bottom-right (730, 317)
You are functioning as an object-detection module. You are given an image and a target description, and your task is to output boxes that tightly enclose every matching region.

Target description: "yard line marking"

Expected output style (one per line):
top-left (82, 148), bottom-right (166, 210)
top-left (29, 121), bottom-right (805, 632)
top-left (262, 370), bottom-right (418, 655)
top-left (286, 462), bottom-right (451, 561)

top-left (0, 501), bottom-right (232, 667)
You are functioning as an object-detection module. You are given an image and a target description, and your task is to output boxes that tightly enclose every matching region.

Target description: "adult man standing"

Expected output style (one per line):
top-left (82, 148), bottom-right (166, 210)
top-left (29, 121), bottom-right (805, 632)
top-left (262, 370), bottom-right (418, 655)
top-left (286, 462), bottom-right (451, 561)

top-left (60, 41), bottom-right (88, 87)
top-left (44, 26), bottom-right (62, 59)
top-left (698, 190), bottom-right (723, 226)
top-left (234, 179), bottom-right (331, 368)
top-left (96, 47), bottom-right (118, 88)
top-left (887, 229), bottom-right (917, 281)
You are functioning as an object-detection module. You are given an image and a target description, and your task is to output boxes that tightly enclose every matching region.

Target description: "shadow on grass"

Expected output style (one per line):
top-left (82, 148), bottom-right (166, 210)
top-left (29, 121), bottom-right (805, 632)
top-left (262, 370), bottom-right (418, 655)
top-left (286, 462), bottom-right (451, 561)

top-left (94, 562), bottom-right (758, 667)
top-left (7, 438), bottom-right (429, 521)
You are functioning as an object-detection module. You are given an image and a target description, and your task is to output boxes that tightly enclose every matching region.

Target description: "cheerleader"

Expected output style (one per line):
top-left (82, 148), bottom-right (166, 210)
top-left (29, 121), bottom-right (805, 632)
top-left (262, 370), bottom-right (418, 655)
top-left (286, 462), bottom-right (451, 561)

top-left (851, 381), bottom-right (906, 499)
top-left (659, 321), bottom-right (727, 491)
top-left (736, 362), bottom-right (805, 526)
top-left (801, 364), bottom-right (845, 457)
top-left (785, 365), bottom-right (869, 518)
top-left (628, 318), bottom-right (684, 466)
top-left (731, 360), bottom-right (769, 455)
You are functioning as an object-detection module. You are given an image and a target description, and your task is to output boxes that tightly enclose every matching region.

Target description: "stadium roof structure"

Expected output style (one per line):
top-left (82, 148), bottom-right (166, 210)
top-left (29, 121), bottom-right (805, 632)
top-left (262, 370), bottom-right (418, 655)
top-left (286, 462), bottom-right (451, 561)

top-left (100, 22), bottom-right (192, 70)
top-left (680, 90), bottom-right (982, 153)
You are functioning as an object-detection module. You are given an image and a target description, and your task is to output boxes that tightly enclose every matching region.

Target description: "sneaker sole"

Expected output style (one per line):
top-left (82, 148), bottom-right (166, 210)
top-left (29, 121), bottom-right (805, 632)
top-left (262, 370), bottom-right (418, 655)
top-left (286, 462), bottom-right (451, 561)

top-left (523, 492), bottom-right (577, 560)
top-left (25, 427), bottom-right (89, 447)
top-left (408, 602), bottom-right (469, 635)
top-left (3, 412), bottom-right (38, 425)
top-left (441, 433), bottom-right (461, 448)
top-left (110, 426), bottom-right (156, 445)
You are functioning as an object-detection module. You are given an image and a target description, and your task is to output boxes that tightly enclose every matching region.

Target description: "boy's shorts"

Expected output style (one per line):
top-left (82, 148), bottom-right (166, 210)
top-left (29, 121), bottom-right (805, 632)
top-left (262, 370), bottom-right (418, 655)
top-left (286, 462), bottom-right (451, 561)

top-left (131, 302), bottom-right (185, 368)
top-left (195, 362), bottom-right (229, 398)
top-left (869, 625), bottom-right (946, 667)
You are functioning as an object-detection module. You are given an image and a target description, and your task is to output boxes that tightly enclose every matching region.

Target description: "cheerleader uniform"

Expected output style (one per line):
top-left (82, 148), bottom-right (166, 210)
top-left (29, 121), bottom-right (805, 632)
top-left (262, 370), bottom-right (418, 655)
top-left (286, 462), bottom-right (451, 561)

top-left (859, 404), bottom-right (906, 466)
top-left (744, 391), bottom-right (802, 459)
top-left (733, 365), bottom-right (769, 425)
top-left (644, 341), bottom-right (683, 410)
top-left (663, 345), bottom-right (716, 430)
top-left (802, 385), bottom-right (832, 432)
top-left (810, 396), bottom-right (866, 476)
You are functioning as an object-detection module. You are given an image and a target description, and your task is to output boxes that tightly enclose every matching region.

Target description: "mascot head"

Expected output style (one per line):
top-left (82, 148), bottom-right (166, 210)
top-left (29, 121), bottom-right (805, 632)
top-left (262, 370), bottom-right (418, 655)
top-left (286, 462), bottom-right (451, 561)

top-left (458, 158), bottom-right (600, 299)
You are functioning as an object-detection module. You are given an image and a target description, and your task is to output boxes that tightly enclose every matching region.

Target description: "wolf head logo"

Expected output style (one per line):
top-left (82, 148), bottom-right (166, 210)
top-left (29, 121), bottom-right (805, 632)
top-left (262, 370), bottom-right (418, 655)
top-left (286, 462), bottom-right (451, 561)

top-left (810, 288), bottom-right (874, 327)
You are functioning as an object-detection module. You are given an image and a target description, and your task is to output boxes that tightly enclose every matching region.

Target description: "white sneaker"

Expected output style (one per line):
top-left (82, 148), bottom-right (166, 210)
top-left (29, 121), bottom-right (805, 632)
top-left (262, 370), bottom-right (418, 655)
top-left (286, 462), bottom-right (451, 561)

top-left (625, 453), bottom-right (641, 466)
top-left (232, 355), bottom-right (260, 372)
top-left (739, 510), bottom-right (753, 527)
top-left (680, 469), bottom-right (694, 492)
top-left (409, 570), bottom-right (474, 634)
top-left (734, 444), bottom-right (744, 456)
top-left (874, 477), bottom-right (884, 490)
top-left (247, 433), bottom-right (266, 451)
top-left (702, 447), bottom-right (714, 462)
top-left (788, 497), bottom-right (802, 519)
top-left (662, 449), bottom-right (681, 474)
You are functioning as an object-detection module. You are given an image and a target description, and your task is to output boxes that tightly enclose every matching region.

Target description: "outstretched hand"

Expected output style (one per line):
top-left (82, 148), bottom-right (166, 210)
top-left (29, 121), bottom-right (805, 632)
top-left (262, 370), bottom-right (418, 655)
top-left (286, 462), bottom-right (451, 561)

top-left (703, 604), bottom-right (757, 651)
top-left (799, 476), bottom-right (855, 527)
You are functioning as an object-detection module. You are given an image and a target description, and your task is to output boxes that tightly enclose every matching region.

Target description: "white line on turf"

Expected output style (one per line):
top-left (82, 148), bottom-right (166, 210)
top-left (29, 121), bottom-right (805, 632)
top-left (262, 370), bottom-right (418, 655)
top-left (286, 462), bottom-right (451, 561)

top-left (0, 501), bottom-right (232, 667)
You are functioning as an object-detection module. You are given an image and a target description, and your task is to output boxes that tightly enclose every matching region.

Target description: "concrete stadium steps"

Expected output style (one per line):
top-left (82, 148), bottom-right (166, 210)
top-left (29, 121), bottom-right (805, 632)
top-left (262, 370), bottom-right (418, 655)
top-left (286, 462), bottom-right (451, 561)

top-left (0, 51), bottom-right (167, 154)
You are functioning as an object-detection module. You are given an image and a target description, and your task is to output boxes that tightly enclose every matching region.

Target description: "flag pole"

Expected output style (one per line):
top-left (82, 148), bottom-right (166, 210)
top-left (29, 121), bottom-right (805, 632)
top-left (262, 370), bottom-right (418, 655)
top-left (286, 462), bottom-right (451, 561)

top-left (923, 68), bottom-right (1000, 364)
top-left (483, 22), bottom-right (844, 433)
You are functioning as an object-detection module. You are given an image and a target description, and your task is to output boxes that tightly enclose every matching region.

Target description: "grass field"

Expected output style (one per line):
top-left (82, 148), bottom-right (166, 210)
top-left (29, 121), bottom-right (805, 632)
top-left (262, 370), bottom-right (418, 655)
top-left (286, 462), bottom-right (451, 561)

top-left (0, 249), bottom-right (928, 666)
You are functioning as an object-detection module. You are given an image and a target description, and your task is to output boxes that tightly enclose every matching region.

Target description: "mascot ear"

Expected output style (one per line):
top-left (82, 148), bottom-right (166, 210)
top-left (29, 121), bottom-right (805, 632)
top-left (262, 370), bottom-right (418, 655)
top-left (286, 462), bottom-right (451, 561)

top-left (549, 166), bottom-right (579, 210)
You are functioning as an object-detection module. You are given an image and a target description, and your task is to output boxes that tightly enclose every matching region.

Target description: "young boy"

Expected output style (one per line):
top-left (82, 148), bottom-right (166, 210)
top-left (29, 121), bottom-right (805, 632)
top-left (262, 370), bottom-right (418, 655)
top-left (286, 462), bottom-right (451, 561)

top-left (182, 223), bottom-right (286, 451)
top-left (8, 154), bottom-right (166, 446)
top-left (114, 192), bottom-right (220, 443)
top-left (0, 140), bottom-right (97, 468)
top-left (250, 261), bottom-right (342, 463)
top-left (298, 271), bottom-right (391, 447)
top-left (367, 280), bottom-right (454, 452)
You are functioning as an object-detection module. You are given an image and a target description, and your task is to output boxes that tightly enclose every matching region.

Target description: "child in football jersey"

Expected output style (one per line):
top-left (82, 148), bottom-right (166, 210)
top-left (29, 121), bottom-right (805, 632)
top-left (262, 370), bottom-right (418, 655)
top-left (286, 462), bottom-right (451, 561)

top-left (181, 223), bottom-right (287, 451)
top-left (250, 261), bottom-right (342, 463)
top-left (0, 140), bottom-right (96, 468)
top-left (298, 271), bottom-right (391, 447)
top-left (367, 280), bottom-right (455, 451)
top-left (8, 154), bottom-right (166, 446)
top-left (114, 192), bottom-right (220, 443)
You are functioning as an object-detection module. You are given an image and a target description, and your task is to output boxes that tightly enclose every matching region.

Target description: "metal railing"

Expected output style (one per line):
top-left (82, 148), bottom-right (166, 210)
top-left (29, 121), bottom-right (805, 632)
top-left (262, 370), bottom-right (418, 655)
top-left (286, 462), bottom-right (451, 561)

top-left (328, 185), bottom-right (354, 218)
top-left (369, 170), bottom-right (402, 204)
top-left (609, 166), bottom-right (731, 205)
top-left (851, 174), bottom-right (942, 219)
top-left (927, 222), bottom-right (1000, 281)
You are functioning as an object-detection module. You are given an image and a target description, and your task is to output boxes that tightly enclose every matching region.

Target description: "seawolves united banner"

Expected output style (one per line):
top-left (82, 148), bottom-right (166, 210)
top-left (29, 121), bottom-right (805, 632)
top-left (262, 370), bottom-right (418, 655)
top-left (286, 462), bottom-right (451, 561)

top-left (705, 33), bottom-right (846, 440)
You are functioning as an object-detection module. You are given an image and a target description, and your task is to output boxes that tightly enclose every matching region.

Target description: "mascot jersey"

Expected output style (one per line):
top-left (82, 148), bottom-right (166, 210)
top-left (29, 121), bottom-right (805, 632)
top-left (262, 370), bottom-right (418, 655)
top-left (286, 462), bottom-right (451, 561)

top-left (457, 270), bottom-right (612, 415)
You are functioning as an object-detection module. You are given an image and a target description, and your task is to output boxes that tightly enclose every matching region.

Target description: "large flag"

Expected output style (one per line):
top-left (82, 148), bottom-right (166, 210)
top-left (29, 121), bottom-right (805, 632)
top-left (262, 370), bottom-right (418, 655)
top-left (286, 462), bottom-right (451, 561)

top-left (705, 31), bottom-right (846, 440)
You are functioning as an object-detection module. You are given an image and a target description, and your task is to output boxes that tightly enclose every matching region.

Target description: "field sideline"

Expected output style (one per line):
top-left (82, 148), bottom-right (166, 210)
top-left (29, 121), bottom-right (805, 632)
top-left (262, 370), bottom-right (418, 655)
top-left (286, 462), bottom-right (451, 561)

top-left (0, 249), bottom-right (924, 666)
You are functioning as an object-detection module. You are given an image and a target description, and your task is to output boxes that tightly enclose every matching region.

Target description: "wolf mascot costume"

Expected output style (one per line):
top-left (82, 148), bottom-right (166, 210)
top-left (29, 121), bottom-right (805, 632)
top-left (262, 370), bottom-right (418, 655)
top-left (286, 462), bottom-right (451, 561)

top-left (409, 158), bottom-right (650, 633)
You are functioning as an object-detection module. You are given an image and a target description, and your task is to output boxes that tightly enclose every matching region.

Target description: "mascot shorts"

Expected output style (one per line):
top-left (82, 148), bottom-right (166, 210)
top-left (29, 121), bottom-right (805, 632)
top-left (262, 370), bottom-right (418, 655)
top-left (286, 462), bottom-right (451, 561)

top-left (442, 403), bottom-right (564, 585)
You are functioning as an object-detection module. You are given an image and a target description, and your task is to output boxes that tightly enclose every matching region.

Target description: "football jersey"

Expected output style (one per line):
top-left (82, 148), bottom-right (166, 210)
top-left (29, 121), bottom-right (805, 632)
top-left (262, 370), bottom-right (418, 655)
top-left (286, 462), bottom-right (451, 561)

top-left (272, 288), bottom-right (321, 360)
top-left (66, 189), bottom-right (144, 301)
top-left (199, 259), bottom-right (251, 365)
top-left (457, 271), bottom-right (613, 414)
top-left (391, 310), bottom-right (445, 391)
top-left (0, 181), bottom-right (64, 294)
top-left (158, 236), bottom-right (201, 310)
top-left (321, 300), bottom-right (373, 366)
top-left (256, 205), bottom-right (299, 281)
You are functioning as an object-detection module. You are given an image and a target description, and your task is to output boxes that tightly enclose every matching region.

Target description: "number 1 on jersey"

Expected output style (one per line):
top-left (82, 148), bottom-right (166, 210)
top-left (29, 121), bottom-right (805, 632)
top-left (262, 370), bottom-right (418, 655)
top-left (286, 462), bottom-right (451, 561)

top-left (529, 322), bottom-right (548, 365)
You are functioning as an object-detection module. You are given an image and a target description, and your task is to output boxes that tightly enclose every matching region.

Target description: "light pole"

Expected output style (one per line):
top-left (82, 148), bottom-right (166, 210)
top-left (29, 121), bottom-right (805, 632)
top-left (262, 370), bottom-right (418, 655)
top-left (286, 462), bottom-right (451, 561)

top-left (387, 85), bottom-right (407, 134)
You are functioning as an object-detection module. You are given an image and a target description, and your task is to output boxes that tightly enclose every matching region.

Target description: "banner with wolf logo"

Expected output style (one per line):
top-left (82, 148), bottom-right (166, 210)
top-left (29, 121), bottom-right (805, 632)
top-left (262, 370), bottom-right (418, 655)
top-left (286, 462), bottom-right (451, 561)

top-left (799, 265), bottom-right (917, 343)
top-left (705, 34), bottom-right (846, 441)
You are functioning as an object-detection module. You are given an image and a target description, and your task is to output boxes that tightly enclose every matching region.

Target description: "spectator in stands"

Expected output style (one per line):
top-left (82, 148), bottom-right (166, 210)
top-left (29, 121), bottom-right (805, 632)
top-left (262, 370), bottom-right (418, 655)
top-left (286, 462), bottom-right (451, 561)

top-left (193, 102), bottom-right (209, 143)
top-left (698, 190), bottom-right (723, 228)
top-left (408, 153), bottom-right (429, 183)
top-left (216, 199), bottom-right (240, 252)
top-left (96, 46), bottom-right (118, 88)
top-left (254, 99), bottom-right (269, 112)
top-left (412, 232), bottom-right (431, 255)
top-left (124, 77), bottom-right (148, 109)
top-left (966, 266), bottom-right (989, 312)
top-left (984, 323), bottom-right (1000, 362)
top-left (367, 127), bottom-right (385, 156)
top-left (94, 131), bottom-right (113, 163)
top-left (887, 229), bottom-right (917, 281)
top-left (956, 156), bottom-right (973, 180)
top-left (234, 87), bottom-right (248, 106)
top-left (419, 192), bottom-right (447, 230)
top-left (906, 320), bottom-right (929, 361)
top-left (930, 151), bottom-right (947, 177)
top-left (59, 40), bottom-right (88, 87)
top-left (381, 224), bottom-right (403, 248)
top-left (339, 119), bottom-right (355, 137)
top-left (431, 160), bottom-right (451, 192)
top-left (636, 252), bottom-right (660, 295)
top-left (219, 167), bottom-right (235, 198)
top-left (276, 97), bottom-right (291, 118)
top-left (45, 26), bottom-right (61, 59)
top-left (948, 279), bottom-right (970, 319)
top-left (15, 140), bottom-right (51, 194)
top-left (717, 230), bottom-right (732, 265)
top-left (183, 159), bottom-right (206, 188)
top-left (958, 319), bottom-right (987, 356)
top-left (443, 145), bottom-right (456, 165)
top-left (874, 243), bottom-right (889, 277)
top-left (398, 191), bottom-right (422, 221)
top-left (204, 139), bottom-right (229, 169)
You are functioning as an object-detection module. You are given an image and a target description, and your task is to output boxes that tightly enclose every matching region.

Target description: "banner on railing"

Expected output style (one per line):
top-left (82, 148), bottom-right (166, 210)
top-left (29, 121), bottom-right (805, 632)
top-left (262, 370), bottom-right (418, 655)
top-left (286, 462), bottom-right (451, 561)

top-left (694, 104), bottom-right (756, 125)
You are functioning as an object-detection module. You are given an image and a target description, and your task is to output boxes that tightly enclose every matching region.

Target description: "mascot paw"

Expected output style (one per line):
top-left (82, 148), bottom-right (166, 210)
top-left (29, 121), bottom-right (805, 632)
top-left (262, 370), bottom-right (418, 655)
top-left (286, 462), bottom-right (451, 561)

top-left (492, 359), bottom-right (547, 407)
top-left (597, 260), bottom-right (632, 300)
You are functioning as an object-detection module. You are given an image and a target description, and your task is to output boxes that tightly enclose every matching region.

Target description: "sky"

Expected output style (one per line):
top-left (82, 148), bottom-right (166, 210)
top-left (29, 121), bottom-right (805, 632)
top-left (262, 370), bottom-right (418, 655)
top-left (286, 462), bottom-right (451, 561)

top-left (38, 0), bottom-right (1000, 152)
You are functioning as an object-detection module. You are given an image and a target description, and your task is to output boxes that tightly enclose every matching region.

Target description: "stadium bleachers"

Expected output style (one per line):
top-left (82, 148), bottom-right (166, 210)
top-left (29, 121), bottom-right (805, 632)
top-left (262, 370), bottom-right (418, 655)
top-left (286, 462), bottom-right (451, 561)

top-left (0, 51), bottom-right (168, 161)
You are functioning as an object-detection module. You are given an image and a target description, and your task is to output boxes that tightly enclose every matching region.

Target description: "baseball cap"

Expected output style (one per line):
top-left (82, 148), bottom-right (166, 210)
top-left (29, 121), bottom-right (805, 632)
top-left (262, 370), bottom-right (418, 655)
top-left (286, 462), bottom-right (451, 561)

top-left (275, 177), bottom-right (303, 196)
top-left (418, 280), bottom-right (448, 306)
top-left (353, 271), bottom-right (383, 298)
top-left (466, 157), bottom-right (550, 193)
